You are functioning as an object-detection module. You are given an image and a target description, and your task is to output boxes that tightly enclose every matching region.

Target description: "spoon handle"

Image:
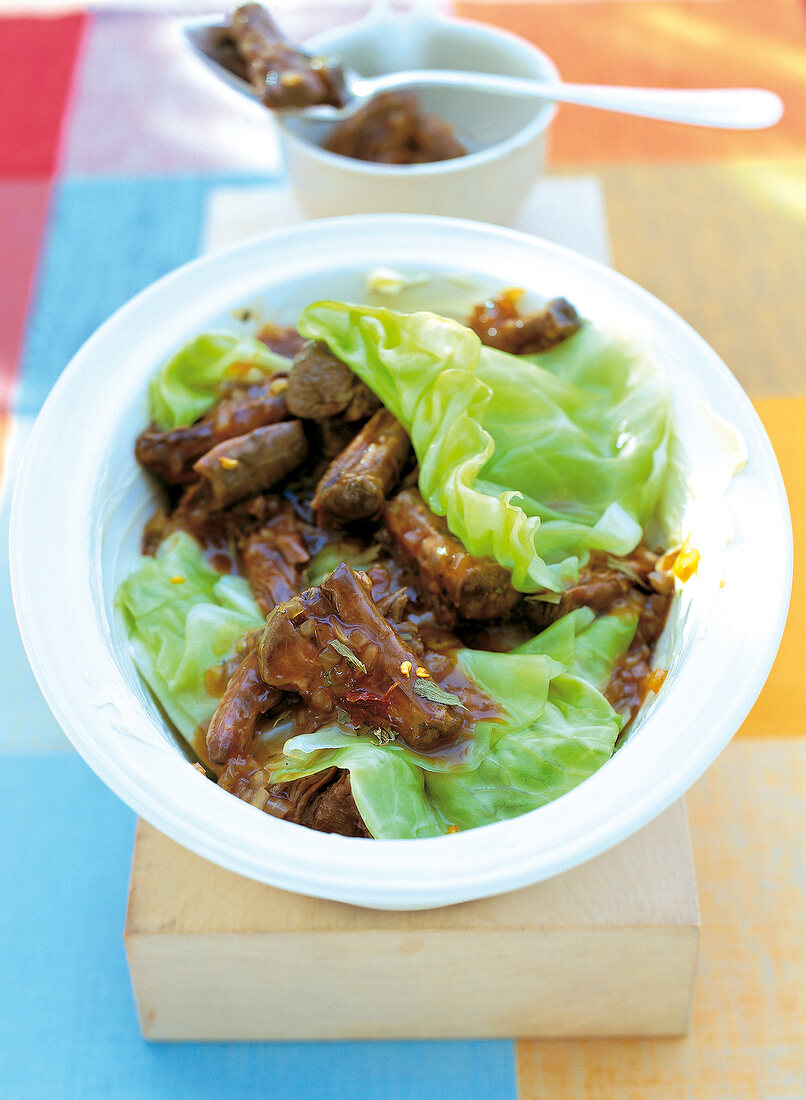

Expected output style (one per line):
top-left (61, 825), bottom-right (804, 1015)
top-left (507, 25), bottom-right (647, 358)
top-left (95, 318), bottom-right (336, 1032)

top-left (366, 71), bottom-right (784, 130)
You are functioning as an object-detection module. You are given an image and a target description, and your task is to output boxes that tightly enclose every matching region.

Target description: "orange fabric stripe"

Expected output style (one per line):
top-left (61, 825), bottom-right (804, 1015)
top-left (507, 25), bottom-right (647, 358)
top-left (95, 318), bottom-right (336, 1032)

top-left (736, 398), bottom-right (804, 737)
top-left (454, 1), bottom-right (806, 164)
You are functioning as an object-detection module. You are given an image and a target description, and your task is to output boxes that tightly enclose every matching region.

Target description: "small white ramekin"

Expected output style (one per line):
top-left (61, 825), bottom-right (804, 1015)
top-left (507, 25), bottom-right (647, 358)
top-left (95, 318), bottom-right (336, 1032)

top-left (276, 12), bottom-right (559, 224)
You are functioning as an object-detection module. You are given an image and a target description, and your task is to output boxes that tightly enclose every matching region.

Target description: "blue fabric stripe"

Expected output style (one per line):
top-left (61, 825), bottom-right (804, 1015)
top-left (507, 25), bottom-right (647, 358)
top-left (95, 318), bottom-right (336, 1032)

top-left (3, 175), bottom-right (269, 753)
top-left (0, 754), bottom-right (518, 1100)
top-left (14, 174), bottom-right (269, 417)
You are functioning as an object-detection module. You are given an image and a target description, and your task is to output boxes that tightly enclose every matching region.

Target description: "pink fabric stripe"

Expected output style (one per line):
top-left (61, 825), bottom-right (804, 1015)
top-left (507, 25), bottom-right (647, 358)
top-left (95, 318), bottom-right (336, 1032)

top-left (0, 181), bottom-right (52, 416)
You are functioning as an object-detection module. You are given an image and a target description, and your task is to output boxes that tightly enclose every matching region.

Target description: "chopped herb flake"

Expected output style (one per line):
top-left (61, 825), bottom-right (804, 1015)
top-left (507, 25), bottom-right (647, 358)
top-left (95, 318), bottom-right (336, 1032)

top-left (413, 680), bottom-right (466, 708)
top-left (329, 639), bottom-right (367, 673)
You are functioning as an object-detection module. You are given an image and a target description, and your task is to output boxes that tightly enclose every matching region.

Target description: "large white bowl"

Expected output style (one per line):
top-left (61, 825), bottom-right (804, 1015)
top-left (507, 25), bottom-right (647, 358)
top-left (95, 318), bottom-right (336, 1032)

top-left (10, 216), bottom-right (791, 910)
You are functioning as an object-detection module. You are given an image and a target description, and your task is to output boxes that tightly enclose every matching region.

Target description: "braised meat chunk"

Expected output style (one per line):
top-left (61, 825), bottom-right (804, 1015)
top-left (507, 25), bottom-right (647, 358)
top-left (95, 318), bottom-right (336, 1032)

top-left (522, 545), bottom-right (669, 632)
top-left (221, 3), bottom-right (346, 109)
top-left (135, 380), bottom-right (288, 486)
top-left (384, 488), bottom-right (522, 622)
top-left (324, 90), bottom-right (467, 164)
top-left (258, 563), bottom-right (466, 751)
top-left (193, 420), bottom-right (308, 510)
top-left (206, 647), bottom-right (282, 764)
top-left (286, 340), bottom-right (380, 421)
top-left (240, 500), bottom-right (311, 614)
top-left (219, 759), bottom-right (370, 837)
top-left (313, 409), bottom-right (410, 527)
top-left (256, 321), bottom-right (306, 359)
top-left (467, 289), bottom-right (581, 355)
top-left (265, 768), bottom-right (370, 837)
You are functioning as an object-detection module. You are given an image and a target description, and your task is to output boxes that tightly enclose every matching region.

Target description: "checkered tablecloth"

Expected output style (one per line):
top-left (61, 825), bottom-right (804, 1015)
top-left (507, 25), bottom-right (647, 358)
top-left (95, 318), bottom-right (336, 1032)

top-left (1, 3), bottom-right (804, 1097)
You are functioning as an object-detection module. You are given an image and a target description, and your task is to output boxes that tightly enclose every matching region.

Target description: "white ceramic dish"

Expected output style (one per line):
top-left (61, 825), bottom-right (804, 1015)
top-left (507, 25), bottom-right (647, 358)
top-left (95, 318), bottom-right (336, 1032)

top-left (275, 12), bottom-right (559, 223)
top-left (10, 216), bottom-right (791, 909)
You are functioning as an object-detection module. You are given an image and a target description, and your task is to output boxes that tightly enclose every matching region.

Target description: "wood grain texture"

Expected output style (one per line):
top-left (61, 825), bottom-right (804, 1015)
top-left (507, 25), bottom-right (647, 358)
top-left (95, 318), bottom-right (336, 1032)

top-left (516, 738), bottom-right (806, 1099)
top-left (125, 801), bottom-right (698, 1041)
top-left (600, 161), bottom-right (806, 397)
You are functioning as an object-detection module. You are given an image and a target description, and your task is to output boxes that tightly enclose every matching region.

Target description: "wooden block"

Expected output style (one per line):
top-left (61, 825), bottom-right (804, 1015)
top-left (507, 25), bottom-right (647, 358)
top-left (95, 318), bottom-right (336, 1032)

top-left (124, 800), bottom-right (699, 1041)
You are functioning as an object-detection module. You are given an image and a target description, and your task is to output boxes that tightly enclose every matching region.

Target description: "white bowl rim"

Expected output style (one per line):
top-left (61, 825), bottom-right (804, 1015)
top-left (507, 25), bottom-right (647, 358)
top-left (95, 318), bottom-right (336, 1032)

top-left (9, 213), bottom-right (792, 909)
top-left (275, 11), bottom-right (560, 177)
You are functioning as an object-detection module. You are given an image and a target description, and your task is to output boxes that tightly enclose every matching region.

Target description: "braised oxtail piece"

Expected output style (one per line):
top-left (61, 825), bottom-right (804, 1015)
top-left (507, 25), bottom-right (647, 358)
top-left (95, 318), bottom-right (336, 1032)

top-left (135, 380), bottom-right (288, 485)
top-left (257, 563), bottom-right (465, 751)
top-left (193, 419), bottom-right (308, 510)
top-left (384, 488), bottom-right (522, 621)
top-left (467, 289), bottom-right (582, 355)
top-left (224, 3), bottom-right (346, 109)
top-left (286, 340), bottom-right (381, 421)
top-left (312, 409), bottom-right (411, 527)
top-left (240, 500), bottom-right (311, 614)
top-left (206, 647), bottom-right (283, 764)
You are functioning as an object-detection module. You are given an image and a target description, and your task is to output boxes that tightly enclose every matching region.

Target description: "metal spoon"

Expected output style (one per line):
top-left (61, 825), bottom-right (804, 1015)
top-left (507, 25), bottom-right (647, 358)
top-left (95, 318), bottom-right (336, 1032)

top-left (183, 21), bottom-right (783, 131)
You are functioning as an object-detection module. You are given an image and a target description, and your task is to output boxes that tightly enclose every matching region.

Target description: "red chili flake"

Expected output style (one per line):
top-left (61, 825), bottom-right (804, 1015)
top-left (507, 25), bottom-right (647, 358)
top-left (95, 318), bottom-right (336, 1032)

top-left (345, 681), bottom-right (402, 708)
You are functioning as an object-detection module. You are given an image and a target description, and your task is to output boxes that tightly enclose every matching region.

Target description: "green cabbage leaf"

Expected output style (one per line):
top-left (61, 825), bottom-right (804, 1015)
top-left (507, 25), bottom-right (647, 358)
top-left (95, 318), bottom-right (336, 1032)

top-left (116, 531), bottom-right (264, 740)
top-left (298, 301), bottom-right (671, 593)
top-left (149, 333), bottom-right (290, 430)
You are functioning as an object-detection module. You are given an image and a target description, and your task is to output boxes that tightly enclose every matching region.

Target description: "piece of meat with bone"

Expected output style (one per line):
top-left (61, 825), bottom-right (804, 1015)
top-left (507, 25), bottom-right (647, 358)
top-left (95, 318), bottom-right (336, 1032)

top-left (193, 419), bottom-right (308, 510)
top-left (134, 380), bottom-right (288, 485)
top-left (258, 563), bottom-right (465, 751)
top-left (384, 488), bottom-right (522, 622)
top-left (467, 288), bottom-right (581, 355)
top-left (206, 646), bottom-right (283, 765)
top-left (312, 409), bottom-right (411, 527)
top-left (286, 340), bottom-right (381, 421)
top-left (240, 500), bottom-right (310, 614)
top-left (223, 3), bottom-right (346, 109)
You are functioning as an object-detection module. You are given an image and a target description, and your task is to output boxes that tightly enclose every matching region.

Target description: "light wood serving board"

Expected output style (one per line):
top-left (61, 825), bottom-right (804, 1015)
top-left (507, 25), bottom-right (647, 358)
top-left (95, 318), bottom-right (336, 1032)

top-left (125, 799), bottom-right (698, 1041)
